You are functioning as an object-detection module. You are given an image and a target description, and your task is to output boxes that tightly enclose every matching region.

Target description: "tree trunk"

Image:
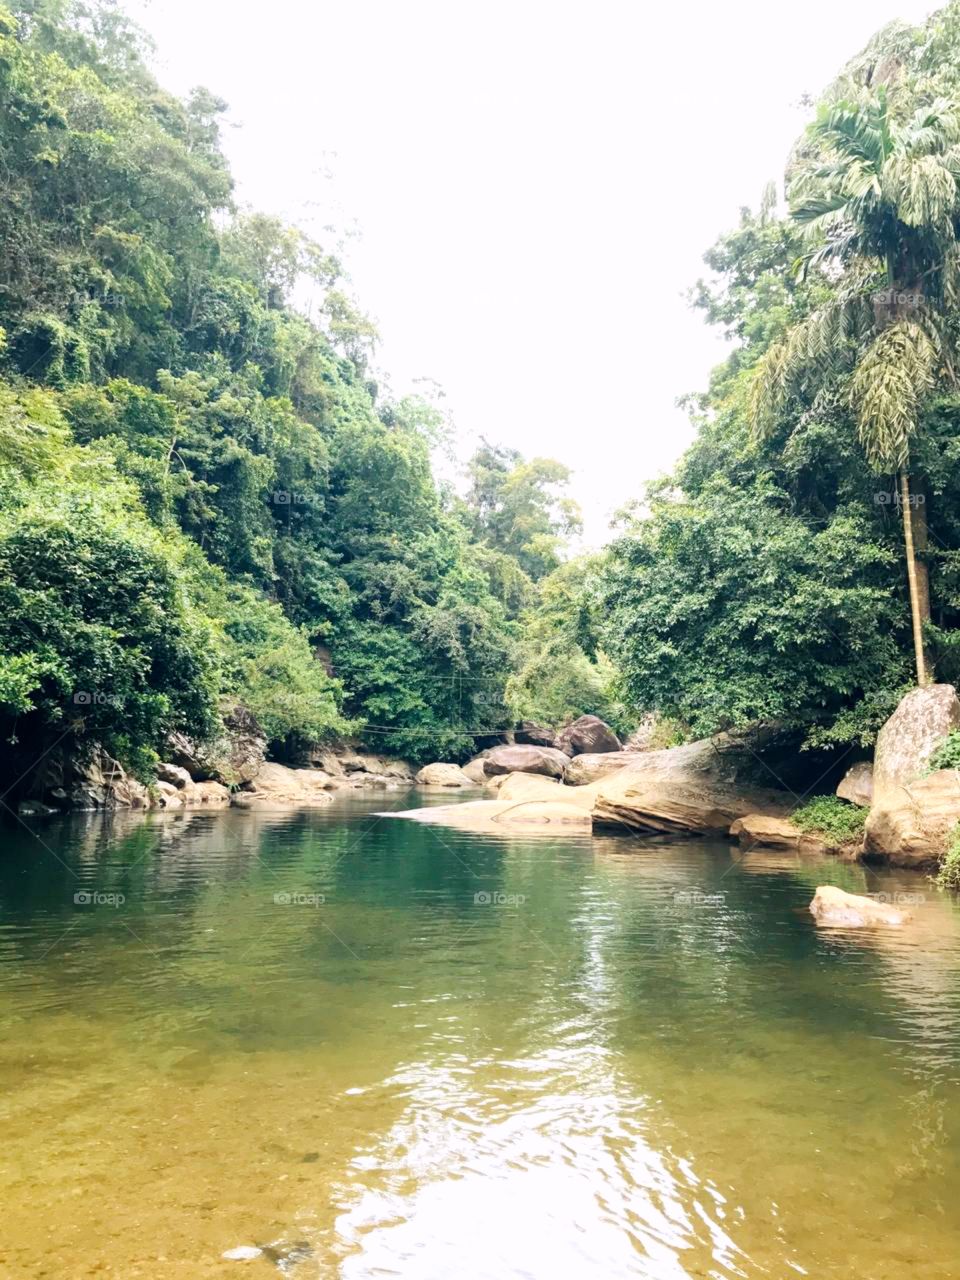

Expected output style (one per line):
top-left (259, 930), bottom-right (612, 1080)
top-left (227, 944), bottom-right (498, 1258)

top-left (900, 470), bottom-right (930, 686)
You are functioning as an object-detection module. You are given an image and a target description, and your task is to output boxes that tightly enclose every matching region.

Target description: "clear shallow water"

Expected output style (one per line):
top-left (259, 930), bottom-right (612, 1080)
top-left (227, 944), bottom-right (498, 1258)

top-left (1, 794), bottom-right (960, 1279)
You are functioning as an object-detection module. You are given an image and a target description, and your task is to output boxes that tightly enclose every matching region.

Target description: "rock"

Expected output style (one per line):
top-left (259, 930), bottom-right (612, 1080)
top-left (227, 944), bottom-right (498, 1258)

top-left (622, 713), bottom-right (658, 752)
top-left (565, 752), bottom-right (649, 786)
top-left (155, 780), bottom-right (183, 809)
top-left (865, 685), bottom-right (960, 865)
top-left (156, 761), bottom-right (192, 790)
top-left (514, 721), bottom-right (557, 749)
top-left (18, 800), bottom-right (56, 818)
top-left (872, 684), bottom-right (960, 800)
top-left (386, 795), bottom-right (592, 834)
top-left (837, 761), bottom-right (874, 808)
top-left (730, 814), bottom-right (843, 857)
top-left (809, 884), bottom-right (911, 927)
top-left (190, 780), bottom-right (231, 807)
top-left (863, 769), bottom-right (960, 867)
top-left (415, 762), bottom-right (476, 787)
top-left (222, 1245), bottom-right (262, 1261)
top-left (461, 756), bottom-right (488, 784)
top-left (167, 704), bottom-right (266, 786)
top-left (70, 748), bottom-right (150, 810)
top-left (338, 752), bottom-right (413, 780)
top-left (483, 744), bottom-right (570, 780)
top-left (495, 771), bottom-right (563, 801)
top-left (590, 736), bottom-right (789, 835)
top-left (556, 715), bottom-right (621, 757)
top-left (233, 763), bottom-right (335, 808)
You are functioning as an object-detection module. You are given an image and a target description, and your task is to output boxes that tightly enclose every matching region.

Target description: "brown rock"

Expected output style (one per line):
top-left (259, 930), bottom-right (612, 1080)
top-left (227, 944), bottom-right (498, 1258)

top-left (730, 814), bottom-right (843, 857)
top-left (556, 715), bottom-right (621, 757)
top-left (872, 684), bottom-right (960, 801)
top-left (483, 744), bottom-right (570, 780)
top-left (865, 685), bottom-right (960, 865)
top-left (415, 762), bottom-right (477, 787)
top-left (809, 884), bottom-right (911, 927)
top-left (863, 769), bottom-right (960, 867)
top-left (233, 763), bottom-right (336, 808)
top-left (590, 737), bottom-right (789, 835)
top-left (461, 757), bottom-right (488, 784)
top-left (837, 762), bottom-right (873, 808)
top-left (156, 762), bottom-right (192, 790)
top-left (565, 752), bottom-right (649, 786)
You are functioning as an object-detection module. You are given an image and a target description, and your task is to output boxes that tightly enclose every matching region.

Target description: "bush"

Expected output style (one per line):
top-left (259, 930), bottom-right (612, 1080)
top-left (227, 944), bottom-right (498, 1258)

top-left (936, 824), bottom-right (960, 890)
top-left (929, 730), bottom-right (960, 773)
top-left (791, 795), bottom-right (867, 843)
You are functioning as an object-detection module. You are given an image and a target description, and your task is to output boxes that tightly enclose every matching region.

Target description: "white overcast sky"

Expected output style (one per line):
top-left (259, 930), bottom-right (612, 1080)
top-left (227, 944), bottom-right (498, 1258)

top-left (131, 0), bottom-right (935, 543)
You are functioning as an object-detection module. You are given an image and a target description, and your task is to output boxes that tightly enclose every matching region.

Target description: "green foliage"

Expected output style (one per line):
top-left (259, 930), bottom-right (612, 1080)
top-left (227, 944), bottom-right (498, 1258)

top-left (929, 729), bottom-right (960, 772)
top-left (0, 0), bottom-right (563, 779)
top-left (936, 823), bottom-right (960, 889)
top-left (791, 795), bottom-right (868, 842)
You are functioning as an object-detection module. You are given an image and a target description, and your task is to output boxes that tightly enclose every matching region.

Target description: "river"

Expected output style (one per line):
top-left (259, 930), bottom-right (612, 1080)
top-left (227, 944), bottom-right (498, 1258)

top-left (1, 792), bottom-right (959, 1278)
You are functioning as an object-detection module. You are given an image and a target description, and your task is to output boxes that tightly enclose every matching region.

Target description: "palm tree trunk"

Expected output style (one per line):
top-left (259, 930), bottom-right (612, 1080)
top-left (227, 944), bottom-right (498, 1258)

top-left (900, 470), bottom-right (930, 686)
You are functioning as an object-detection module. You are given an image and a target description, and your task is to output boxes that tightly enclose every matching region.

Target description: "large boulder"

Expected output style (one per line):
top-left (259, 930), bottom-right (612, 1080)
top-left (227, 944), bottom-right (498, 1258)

top-left (871, 685), bottom-right (960, 799)
top-left (809, 884), bottom-right (911, 927)
top-left (863, 769), bottom-right (960, 867)
top-left (156, 761), bottom-right (193, 790)
top-left (514, 721), bottom-right (557, 749)
top-left (483, 744), bottom-right (570, 780)
top-left (556, 715), bottom-right (621, 757)
top-left (415, 762), bottom-right (476, 787)
top-left (837, 761), bottom-right (873, 808)
top-left (233, 763), bottom-right (335, 808)
top-left (590, 736), bottom-right (789, 835)
top-left (865, 685), bottom-right (960, 865)
top-left (565, 752), bottom-right (649, 786)
top-left (461, 756), bottom-right (489, 784)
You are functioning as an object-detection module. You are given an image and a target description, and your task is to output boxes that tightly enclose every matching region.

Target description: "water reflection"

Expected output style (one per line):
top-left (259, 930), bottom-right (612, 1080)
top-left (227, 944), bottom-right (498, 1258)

top-left (0, 799), bottom-right (958, 1277)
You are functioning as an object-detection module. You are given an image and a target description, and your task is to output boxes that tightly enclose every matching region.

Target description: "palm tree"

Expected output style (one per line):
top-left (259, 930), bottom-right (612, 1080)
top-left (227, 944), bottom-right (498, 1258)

top-left (751, 85), bottom-right (960, 685)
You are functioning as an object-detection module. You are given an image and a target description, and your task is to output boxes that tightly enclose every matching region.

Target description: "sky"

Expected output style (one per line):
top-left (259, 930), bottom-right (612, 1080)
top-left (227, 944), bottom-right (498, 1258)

top-left (130, 0), bottom-right (937, 544)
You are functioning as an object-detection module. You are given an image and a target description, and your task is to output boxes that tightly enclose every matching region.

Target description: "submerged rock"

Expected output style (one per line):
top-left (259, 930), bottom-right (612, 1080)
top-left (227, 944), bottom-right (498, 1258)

top-left (222, 1245), bottom-right (261, 1261)
top-left (809, 884), bottom-right (911, 927)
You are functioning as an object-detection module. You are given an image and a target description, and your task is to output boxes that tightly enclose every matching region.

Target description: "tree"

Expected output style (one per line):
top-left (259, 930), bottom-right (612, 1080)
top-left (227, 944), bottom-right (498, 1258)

top-left (751, 84), bottom-right (960, 684)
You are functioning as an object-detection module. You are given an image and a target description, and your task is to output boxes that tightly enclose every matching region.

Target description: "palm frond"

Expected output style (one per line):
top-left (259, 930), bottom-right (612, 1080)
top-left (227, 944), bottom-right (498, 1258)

top-left (882, 153), bottom-right (957, 228)
top-left (849, 320), bottom-right (939, 470)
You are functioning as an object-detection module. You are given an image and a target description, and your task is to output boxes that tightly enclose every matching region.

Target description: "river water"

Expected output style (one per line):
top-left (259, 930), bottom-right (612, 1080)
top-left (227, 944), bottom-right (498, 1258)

top-left (1, 791), bottom-right (959, 1279)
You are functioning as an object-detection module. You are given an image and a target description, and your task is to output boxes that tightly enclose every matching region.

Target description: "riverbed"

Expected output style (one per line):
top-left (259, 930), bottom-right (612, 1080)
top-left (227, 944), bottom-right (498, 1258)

top-left (1, 792), bottom-right (959, 1278)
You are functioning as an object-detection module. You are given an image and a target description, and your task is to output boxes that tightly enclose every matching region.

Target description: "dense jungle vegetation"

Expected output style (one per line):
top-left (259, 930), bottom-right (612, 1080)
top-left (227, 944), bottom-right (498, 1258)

top-left (0, 0), bottom-right (616, 780)
top-left (4, 0), bottom-right (960, 786)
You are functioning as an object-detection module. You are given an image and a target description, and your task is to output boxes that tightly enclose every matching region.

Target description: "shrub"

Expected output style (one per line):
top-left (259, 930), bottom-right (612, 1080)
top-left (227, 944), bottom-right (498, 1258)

top-left (791, 795), bottom-right (867, 843)
top-left (928, 730), bottom-right (960, 773)
top-left (936, 824), bottom-right (960, 890)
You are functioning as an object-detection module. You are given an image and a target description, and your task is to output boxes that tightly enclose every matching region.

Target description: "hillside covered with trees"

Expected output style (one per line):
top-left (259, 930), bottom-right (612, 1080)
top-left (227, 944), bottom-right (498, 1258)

top-left (602, 4), bottom-right (960, 755)
top-left (0, 0), bottom-right (616, 789)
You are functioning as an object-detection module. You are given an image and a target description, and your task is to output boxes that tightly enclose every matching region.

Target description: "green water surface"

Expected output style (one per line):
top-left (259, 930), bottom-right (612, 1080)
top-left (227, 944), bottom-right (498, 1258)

top-left (1, 793), bottom-right (959, 1279)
